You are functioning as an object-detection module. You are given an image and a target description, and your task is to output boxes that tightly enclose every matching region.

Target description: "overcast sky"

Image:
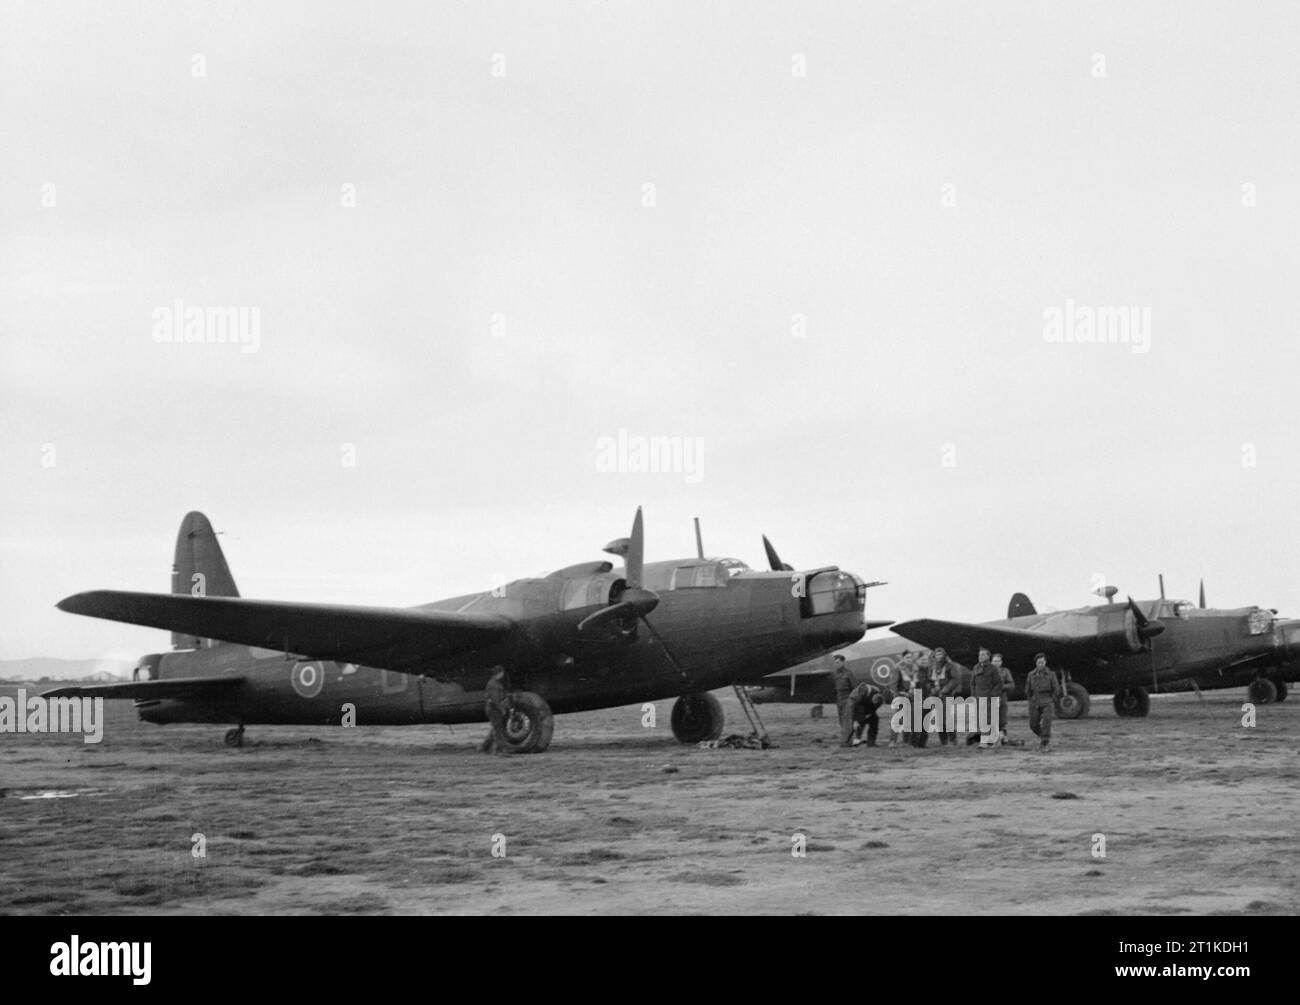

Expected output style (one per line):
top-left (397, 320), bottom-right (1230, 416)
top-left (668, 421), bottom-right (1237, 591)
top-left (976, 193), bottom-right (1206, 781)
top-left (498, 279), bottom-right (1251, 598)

top-left (3, 1), bottom-right (1298, 664)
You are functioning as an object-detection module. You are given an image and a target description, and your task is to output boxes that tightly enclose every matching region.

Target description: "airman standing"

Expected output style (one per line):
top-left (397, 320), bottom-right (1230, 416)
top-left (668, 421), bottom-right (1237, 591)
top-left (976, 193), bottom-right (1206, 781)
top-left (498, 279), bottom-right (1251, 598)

top-left (1025, 653), bottom-right (1062, 751)
top-left (993, 653), bottom-right (1022, 745)
top-left (911, 651), bottom-right (934, 747)
top-left (969, 648), bottom-right (1001, 747)
top-left (931, 648), bottom-right (960, 745)
top-left (832, 654), bottom-right (856, 748)
top-left (481, 665), bottom-right (511, 754)
top-left (890, 652), bottom-right (918, 746)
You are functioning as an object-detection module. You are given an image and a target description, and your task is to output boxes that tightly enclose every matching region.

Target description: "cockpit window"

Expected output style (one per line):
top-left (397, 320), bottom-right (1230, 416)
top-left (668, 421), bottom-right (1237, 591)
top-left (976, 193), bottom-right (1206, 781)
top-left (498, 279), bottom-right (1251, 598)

top-left (1174, 601), bottom-right (1195, 619)
top-left (1248, 609), bottom-right (1273, 635)
top-left (673, 564), bottom-right (722, 588)
top-left (671, 560), bottom-right (748, 589)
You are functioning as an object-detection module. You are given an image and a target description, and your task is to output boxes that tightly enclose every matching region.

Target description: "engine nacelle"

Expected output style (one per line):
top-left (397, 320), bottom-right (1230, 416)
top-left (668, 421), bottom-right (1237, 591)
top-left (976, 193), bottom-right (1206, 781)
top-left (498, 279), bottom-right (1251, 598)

top-left (1092, 608), bottom-right (1146, 655)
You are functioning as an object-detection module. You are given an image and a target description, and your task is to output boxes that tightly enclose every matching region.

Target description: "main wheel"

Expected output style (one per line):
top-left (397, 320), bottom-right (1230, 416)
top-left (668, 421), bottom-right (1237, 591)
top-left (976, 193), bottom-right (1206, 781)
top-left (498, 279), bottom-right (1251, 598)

top-left (497, 692), bottom-right (554, 754)
top-left (670, 692), bottom-right (725, 744)
top-left (1275, 680), bottom-right (1288, 702)
top-left (224, 727), bottom-right (245, 748)
top-left (1056, 682), bottom-right (1091, 720)
top-left (1247, 678), bottom-right (1277, 705)
top-left (1113, 687), bottom-right (1150, 718)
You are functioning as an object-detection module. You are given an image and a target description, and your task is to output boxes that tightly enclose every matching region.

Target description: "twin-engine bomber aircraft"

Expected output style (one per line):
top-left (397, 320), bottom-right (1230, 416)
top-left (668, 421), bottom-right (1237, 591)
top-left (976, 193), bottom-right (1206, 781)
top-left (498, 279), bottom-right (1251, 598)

top-left (755, 586), bottom-right (1300, 719)
top-left (891, 583), bottom-right (1299, 717)
top-left (49, 510), bottom-right (878, 752)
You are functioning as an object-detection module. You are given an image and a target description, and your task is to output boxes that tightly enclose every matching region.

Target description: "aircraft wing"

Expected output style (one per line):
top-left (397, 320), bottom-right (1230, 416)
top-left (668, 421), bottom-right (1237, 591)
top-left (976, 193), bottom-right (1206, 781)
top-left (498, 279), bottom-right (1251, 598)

top-left (891, 618), bottom-right (1082, 666)
top-left (42, 675), bottom-right (245, 701)
top-left (56, 591), bottom-right (514, 674)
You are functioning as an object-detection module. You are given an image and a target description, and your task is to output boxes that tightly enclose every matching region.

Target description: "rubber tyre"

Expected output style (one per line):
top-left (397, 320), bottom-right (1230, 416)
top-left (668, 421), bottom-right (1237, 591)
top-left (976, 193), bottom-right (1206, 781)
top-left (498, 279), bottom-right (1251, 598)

top-left (224, 728), bottom-right (244, 748)
top-left (671, 692), bottom-right (725, 744)
top-left (1056, 682), bottom-right (1091, 720)
top-left (1247, 679), bottom-right (1277, 705)
top-left (497, 692), bottom-right (554, 754)
top-left (1113, 687), bottom-right (1150, 718)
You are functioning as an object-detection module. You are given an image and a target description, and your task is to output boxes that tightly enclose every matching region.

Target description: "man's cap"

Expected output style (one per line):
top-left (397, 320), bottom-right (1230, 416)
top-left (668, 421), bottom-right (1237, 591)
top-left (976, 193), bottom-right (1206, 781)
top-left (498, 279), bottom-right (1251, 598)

top-left (1034, 652), bottom-right (1047, 661)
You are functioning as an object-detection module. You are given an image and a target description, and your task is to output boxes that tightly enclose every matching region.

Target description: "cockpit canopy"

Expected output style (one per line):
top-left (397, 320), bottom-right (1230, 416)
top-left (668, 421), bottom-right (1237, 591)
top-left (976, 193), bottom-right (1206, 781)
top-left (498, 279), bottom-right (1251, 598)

top-left (642, 558), bottom-right (750, 591)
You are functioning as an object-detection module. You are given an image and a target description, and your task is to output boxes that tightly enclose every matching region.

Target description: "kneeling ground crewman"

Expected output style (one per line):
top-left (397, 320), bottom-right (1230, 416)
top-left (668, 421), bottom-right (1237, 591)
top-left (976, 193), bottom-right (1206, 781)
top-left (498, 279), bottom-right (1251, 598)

top-left (1025, 653), bottom-right (1062, 752)
top-left (849, 680), bottom-right (886, 747)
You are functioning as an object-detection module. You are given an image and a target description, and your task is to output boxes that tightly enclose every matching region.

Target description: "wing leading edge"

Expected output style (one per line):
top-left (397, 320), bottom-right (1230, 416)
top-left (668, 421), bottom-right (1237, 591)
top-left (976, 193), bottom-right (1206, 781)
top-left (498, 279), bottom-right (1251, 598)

top-left (890, 618), bottom-right (1082, 666)
top-left (56, 591), bottom-right (515, 675)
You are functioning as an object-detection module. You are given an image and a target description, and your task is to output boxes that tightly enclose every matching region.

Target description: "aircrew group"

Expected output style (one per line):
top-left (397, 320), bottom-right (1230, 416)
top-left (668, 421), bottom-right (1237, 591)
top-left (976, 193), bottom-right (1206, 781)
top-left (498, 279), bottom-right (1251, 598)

top-left (833, 647), bottom-right (1058, 751)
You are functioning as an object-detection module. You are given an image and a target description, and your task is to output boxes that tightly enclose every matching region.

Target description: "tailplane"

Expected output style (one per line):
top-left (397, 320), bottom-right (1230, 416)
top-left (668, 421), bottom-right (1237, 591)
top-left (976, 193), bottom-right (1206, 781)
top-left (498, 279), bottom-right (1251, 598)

top-left (171, 511), bottom-right (239, 649)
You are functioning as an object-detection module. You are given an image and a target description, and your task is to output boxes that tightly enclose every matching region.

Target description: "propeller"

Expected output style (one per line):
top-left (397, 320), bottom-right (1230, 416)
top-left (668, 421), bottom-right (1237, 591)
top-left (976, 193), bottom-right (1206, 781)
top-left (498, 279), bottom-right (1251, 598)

top-left (580, 507), bottom-right (660, 633)
top-left (1127, 594), bottom-right (1166, 641)
top-left (762, 534), bottom-right (794, 572)
top-left (1128, 594), bottom-right (1164, 694)
top-left (1199, 579), bottom-right (1207, 609)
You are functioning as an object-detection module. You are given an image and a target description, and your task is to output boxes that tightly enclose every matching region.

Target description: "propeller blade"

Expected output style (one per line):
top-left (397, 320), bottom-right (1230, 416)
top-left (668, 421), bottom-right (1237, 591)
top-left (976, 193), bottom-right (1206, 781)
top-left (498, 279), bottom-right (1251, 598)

top-left (762, 535), bottom-right (794, 572)
top-left (577, 601), bottom-right (634, 633)
top-left (1199, 579), bottom-right (1206, 609)
top-left (693, 517), bottom-right (704, 560)
top-left (1127, 595), bottom-right (1166, 639)
top-left (1158, 574), bottom-right (1166, 601)
top-left (576, 587), bottom-right (660, 633)
top-left (626, 507), bottom-right (644, 589)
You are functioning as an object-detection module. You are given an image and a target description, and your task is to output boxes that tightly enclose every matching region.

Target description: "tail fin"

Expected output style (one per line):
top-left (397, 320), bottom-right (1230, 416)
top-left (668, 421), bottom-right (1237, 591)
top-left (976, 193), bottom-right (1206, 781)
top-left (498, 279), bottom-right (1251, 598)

top-left (171, 511), bottom-right (239, 649)
top-left (1007, 592), bottom-right (1036, 619)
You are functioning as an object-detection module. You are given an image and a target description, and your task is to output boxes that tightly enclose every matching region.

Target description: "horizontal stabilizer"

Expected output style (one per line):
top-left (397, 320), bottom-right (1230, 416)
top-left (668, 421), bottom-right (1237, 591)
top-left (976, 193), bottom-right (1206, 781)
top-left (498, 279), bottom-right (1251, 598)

top-left (57, 591), bottom-right (515, 674)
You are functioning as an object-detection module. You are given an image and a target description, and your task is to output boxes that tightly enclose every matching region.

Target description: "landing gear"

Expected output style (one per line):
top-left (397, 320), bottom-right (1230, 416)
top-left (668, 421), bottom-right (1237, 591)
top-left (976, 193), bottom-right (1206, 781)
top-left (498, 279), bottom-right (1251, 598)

top-left (1247, 678), bottom-right (1278, 705)
top-left (1113, 687), bottom-right (1150, 718)
top-left (496, 692), bottom-right (554, 754)
top-left (810, 704), bottom-right (825, 719)
top-left (1275, 680), bottom-right (1288, 702)
top-left (671, 692), bottom-right (725, 744)
top-left (1056, 682), bottom-right (1091, 720)
top-left (224, 726), bottom-right (245, 748)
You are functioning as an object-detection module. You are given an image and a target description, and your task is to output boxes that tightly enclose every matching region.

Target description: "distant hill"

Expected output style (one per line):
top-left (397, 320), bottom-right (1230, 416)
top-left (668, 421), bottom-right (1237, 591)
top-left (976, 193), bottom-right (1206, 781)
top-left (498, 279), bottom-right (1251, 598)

top-left (0, 658), bottom-right (133, 682)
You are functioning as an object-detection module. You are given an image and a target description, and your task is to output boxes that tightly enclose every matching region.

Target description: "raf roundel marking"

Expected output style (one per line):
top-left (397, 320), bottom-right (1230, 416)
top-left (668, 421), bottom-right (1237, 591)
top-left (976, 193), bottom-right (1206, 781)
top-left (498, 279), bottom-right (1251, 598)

top-left (871, 658), bottom-right (895, 683)
top-left (292, 661), bottom-right (325, 699)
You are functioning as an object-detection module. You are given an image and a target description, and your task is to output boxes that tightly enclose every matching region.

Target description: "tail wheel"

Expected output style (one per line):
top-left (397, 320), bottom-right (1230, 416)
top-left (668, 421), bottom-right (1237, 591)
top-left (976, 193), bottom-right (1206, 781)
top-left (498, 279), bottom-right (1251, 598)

top-left (497, 692), bottom-right (554, 754)
top-left (224, 726), bottom-right (245, 748)
top-left (810, 704), bottom-right (824, 719)
top-left (1113, 687), bottom-right (1150, 718)
top-left (1247, 678), bottom-right (1278, 705)
top-left (671, 692), bottom-right (725, 744)
top-left (1056, 683), bottom-right (1091, 720)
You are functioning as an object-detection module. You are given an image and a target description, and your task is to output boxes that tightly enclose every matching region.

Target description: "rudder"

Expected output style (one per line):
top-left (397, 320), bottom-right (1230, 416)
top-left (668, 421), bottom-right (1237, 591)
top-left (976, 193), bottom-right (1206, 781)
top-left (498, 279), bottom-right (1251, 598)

top-left (1007, 592), bottom-right (1036, 618)
top-left (172, 511), bottom-right (239, 649)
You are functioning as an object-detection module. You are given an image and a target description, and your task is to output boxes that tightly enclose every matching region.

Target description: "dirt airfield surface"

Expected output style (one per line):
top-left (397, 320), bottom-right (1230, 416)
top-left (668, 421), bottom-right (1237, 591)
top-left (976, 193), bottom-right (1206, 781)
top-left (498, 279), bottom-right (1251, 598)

top-left (2, 687), bottom-right (1297, 915)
